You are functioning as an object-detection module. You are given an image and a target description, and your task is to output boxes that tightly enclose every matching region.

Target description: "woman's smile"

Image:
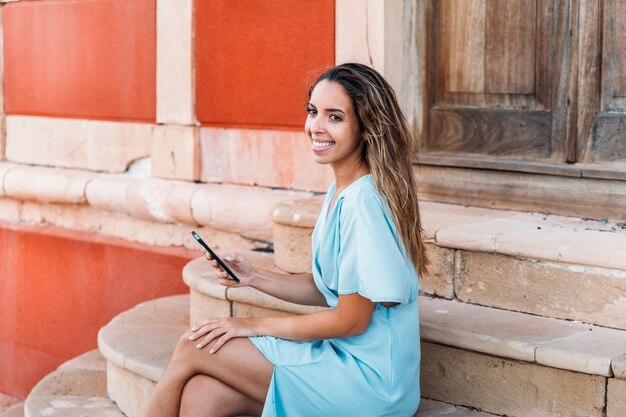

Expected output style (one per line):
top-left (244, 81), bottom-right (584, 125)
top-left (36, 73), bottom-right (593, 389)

top-left (312, 139), bottom-right (335, 152)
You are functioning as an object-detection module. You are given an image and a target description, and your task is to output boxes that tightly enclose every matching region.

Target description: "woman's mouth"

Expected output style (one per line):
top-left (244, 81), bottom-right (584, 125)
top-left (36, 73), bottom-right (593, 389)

top-left (312, 140), bottom-right (335, 152)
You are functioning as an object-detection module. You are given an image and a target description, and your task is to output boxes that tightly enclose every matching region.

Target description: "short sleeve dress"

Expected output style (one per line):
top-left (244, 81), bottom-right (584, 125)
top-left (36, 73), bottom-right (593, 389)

top-left (249, 174), bottom-right (421, 417)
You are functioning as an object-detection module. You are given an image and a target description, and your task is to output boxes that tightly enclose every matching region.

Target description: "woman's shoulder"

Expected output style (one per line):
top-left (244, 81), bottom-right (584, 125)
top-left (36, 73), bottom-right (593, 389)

top-left (340, 175), bottom-right (389, 220)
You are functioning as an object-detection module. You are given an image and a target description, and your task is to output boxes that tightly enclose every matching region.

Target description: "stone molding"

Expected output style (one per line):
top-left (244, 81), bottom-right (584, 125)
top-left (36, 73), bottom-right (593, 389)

top-left (5, 116), bottom-right (152, 173)
top-left (0, 161), bottom-right (313, 242)
top-left (151, 125), bottom-right (200, 181)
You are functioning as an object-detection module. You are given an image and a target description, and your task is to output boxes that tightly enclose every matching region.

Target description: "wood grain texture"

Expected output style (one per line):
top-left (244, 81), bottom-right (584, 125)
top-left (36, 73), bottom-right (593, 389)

top-left (576, 0), bottom-right (602, 163)
top-left (601, 0), bottom-right (626, 111)
top-left (484, 0), bottom-right (536, 94)
top-left (429, 108), bottom-right (552, 159)
top-left (438, 0), bottom-right (486, 93)
top-left (590, 114), bottom-right (626, 162)
top-left (415, 165), bottom-right (626, 221)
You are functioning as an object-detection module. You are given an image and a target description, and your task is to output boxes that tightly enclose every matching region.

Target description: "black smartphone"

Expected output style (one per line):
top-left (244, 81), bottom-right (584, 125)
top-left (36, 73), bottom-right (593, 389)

top-left (191, 231), bottom-right (240, 283)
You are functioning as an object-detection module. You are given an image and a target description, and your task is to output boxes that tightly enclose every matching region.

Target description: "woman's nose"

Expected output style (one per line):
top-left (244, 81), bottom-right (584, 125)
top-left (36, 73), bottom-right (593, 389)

top-left (310, 115), bottom-right (326, 133)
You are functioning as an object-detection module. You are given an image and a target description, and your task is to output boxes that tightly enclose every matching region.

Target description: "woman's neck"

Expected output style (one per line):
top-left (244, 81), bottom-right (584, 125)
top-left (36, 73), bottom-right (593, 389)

top-left (332, 164), bottom-right (370, 191)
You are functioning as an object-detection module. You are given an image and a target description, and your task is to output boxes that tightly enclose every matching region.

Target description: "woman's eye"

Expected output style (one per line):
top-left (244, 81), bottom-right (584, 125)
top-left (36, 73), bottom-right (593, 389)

top-left (330, 114), bottom-right (343, 122)
top-left (305, 107), bottom-right (317, 116)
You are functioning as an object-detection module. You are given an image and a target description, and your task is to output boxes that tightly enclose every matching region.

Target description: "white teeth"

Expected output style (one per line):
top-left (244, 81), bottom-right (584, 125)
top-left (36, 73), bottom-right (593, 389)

top-left (312, 141), bottom-right (334, 149)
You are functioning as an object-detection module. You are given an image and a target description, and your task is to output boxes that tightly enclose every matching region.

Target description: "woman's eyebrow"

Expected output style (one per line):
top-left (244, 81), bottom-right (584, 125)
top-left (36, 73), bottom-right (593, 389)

top-left (324, 108), bottom-right (346, 114)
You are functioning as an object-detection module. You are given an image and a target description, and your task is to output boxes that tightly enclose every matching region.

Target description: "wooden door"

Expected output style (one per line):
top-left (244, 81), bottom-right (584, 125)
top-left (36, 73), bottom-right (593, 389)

top-left (411, 0), bottom-right (625, 179)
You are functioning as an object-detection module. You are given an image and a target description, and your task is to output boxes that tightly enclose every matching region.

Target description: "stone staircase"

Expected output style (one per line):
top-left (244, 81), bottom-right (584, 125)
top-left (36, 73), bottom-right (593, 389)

top-left (18, 198), bottom-right (626, 416)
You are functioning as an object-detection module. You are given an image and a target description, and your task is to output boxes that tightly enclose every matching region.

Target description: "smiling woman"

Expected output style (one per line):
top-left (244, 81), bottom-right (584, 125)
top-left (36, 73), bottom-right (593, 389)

top-left (141, 63), bottom-right (428, 417)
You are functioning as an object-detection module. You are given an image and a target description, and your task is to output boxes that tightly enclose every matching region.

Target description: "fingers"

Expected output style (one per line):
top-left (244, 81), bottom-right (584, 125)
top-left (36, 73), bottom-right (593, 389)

top-left (187, 319), bottom-right (232, 353)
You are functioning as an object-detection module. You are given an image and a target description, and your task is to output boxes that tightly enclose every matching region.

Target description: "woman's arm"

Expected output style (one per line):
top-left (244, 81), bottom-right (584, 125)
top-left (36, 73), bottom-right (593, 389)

top-left (249, 267), bottom-right (328, 307)
top-left (190, 293), bottom-right (376, 352)
top-left (207, 253), bottom-right (328, 307)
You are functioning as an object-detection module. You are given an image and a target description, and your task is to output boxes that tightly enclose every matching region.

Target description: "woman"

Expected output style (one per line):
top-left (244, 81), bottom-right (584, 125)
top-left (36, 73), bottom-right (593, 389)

top-left (142, 63), bottom-right (428, 417)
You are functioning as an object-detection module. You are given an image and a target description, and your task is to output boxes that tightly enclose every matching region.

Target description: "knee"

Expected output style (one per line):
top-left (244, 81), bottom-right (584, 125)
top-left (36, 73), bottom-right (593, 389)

top-left (179, 375), bottom-right (220, 417)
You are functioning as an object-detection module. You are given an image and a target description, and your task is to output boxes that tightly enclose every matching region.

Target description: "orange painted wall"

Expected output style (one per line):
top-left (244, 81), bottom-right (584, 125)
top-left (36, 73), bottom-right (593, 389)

top-left (195, 0), bottom-right (335, 130)
top-left (0, 223), bottom-right (198, 399)
top-left (2, 0), bottom-right (156, 122)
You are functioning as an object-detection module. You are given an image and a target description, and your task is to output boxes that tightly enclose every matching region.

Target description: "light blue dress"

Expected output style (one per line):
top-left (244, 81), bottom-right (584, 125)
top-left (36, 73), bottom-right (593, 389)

top-left (249, 174), bottom-right (421, 417)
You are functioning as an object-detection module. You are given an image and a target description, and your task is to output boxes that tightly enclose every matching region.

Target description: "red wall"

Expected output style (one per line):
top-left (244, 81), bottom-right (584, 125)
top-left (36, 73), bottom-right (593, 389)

top-left (2, 0), bottom-right (156, 122)
top-left (195, 0), bottom-right (335, 130)
top-left (0, 223), bottom-right (198, 398)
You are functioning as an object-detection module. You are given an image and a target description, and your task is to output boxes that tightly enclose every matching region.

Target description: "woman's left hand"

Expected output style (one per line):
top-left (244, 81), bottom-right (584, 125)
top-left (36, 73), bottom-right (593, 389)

top-left (187, 317), bottom-right (259, 353)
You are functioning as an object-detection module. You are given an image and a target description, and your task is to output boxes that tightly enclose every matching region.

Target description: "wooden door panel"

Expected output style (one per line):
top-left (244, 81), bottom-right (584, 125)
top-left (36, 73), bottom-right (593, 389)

top-left (430, 109), bottom-right (551, 158)
top-left (582, 0), bottom-right (626, 165)
top-left (428, 0), bottom-right (568, 160)
top-left (484, 0), bottom-right (536, 94)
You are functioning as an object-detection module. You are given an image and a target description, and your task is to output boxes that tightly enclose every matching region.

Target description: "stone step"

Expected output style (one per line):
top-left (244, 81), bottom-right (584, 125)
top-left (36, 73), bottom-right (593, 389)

top-left (0, 403), bottom-right (24, 417)
top-left (184, 260), bottom-right (626, 417)
top-left (273, 197), bottom-right (626, 330)
top-left (23, 349), bottom-right (125, 417)
top-left (98, 295), bottom-right (500, 417)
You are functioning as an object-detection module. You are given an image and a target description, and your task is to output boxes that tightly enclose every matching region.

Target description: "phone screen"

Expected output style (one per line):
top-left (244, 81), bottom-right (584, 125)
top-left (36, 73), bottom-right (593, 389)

top-left (191, 231), bottom-right (240, 283)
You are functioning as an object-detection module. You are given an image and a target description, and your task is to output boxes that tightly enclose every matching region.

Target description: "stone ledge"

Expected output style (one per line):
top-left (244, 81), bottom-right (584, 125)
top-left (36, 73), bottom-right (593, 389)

top-left (0, 161), bottom-right (313, 241)
top-left (23, 350), bottom-right (124, 417)
top-left (183, 256), bottom-right (326, 316)
top-left (3, 165), bottom-right (94, 204)
top-left (420, 297), bottom-right (626, 377)
top-left (98, 295), bottom-right (189, 382)
top-left (0, 403), bottom-right (23, 417)
top-left (436, 215), bottom-right (626, 270)
top-left (274, 196), bottom-right (626, 270)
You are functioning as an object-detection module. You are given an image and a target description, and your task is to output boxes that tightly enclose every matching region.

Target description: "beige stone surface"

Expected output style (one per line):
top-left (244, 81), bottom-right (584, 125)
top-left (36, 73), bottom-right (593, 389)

top-left (607, 378), bottom-right (626, 417)
top-left (612, 353), bottom-right (626, 378)
top-left (455, 251), bottom-right (626, 329)
top-left (156, 0), bottom-right (194, 125)
top-left (0, 163), bottom-right (19, 196)
top-left (0, 402), bottom-right (24, 417)
top-left (85, 175), bottom-right (133, 213)
top-left (0, 394), bottom-right (19, 415)
top-left (3, 165), bottom-right (93, 204)
top-left (420, 297), bottom-right (591, 362)
top-left (191, 183), bottom-right (312, 241)
top-left (0, 198), bottom-right (19, 223)
top-left (437, 216), bottom-right (626, 269)
top-left (98, 296), bottom-right (189, 381)
top-left (126, 178), bottom-right (199, 223)
top-left (25, 396), bottom-right (125, 417)
top-left (57, 349), bottom-right (107, 373)
top-left (28, 369), bottom-right (107, 398)
top-left (232, 302), bottom-right (297, 319)
top-left (416, 399), bottom-right (498, 417)
top-left (419, 244), bottom-right (454, 298)
top-left (419, 201), bottom-right (505, 240)
top-left (421, 342), bottom-right (606, 417)
top-left (335, 0), bottom-right (403, 94)
top-left (199, 127), bottom-right (334, 192)
top-left (536, 325), bottom-right (626, 376)
top-left (5, 116), bottom-right (151, 173)
top-left (272, 196), bottom-right (323, 228)
top-left (189, 289), bottom-right (231, 326)
top-left (107, 362), bottom-right (155, 417)
top-left (0, 117), bottom-right (5, 161)
top-left (273, 222), bottom-right (313, 273)
top-left (151, 125), bottom-right (199, 180)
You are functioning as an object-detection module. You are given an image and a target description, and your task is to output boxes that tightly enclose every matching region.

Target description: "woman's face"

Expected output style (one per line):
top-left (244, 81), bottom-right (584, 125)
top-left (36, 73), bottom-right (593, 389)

top-left (305, 80), bottom-right (363, 168)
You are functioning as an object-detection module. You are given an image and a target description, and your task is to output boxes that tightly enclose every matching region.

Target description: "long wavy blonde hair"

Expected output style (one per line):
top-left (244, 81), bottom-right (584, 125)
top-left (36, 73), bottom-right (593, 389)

top-left (310, 63), bottom-right (429, 276)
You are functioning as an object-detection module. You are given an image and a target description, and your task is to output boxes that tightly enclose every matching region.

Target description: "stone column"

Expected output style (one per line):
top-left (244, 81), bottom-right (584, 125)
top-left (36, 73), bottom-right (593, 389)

top-left (334, 0), bottom-right (404, 96)
top-left (0, 4), bottom-right (5, 161)
top-left (152, 0), bottom-right (200, 181)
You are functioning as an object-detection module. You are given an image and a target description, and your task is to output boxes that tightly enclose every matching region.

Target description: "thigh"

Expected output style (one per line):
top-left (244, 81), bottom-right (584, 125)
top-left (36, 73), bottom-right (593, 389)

top-left (180, 374), bottom-right (263, 417)
top-left (174, 332), bottom-right (274, 404)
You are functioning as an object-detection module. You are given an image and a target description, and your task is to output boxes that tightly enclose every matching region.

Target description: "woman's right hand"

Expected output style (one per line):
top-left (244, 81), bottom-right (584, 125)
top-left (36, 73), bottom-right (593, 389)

top-left (205, 252), bottom-right (255, 287)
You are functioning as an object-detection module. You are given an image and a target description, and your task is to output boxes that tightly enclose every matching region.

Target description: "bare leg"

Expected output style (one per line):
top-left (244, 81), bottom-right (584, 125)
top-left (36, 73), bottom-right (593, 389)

top-left (141, 330), bottom-right (273, 417)
top-left (179, 374), bottom-right (264, 417)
